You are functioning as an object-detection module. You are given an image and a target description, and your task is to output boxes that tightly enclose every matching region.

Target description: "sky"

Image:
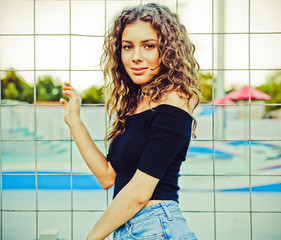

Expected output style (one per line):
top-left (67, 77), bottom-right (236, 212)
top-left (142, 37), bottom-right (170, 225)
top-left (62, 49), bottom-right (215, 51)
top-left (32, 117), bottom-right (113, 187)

top-left (0, 0), bottom-right (280, 93)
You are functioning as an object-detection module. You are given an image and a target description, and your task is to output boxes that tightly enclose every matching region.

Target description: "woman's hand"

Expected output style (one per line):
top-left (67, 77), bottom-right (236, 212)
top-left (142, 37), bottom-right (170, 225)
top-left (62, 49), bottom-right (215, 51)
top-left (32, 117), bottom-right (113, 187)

top-left (60, 82), bottom-right (82, 126)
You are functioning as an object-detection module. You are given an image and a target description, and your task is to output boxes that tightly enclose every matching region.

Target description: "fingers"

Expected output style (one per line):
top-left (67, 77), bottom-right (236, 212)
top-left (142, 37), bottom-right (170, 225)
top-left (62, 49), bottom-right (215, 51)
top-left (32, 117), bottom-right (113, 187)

top-left (61, 82), bottom-right (81, 102)
top-left (60, 98), bottom-right (67, 105)
top-left (60, 83), bottom-right (70, 105)
top-left (63, 90), bottom-right (72, 97)
top-left (62, 82), bottom-right (74, 97)
top-left (62, 84), bottom-right (74, 91)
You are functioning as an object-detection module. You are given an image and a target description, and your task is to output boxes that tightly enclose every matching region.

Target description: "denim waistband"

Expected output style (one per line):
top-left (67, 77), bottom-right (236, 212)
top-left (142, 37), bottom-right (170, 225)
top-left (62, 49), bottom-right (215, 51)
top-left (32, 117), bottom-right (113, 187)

top-left (127, 200), bottom-right (181, 225)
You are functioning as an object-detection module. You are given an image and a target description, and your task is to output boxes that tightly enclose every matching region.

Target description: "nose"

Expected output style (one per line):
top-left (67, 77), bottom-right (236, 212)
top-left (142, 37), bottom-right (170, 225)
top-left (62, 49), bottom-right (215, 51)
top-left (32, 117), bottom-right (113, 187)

top-left (132, 47), bottom-right (143, 63)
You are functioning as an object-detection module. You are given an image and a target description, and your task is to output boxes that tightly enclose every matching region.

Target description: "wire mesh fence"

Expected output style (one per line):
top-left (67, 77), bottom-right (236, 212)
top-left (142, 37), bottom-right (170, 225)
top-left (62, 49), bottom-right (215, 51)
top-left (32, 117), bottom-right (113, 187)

top-left (0, 0), bottom-right (281, 239)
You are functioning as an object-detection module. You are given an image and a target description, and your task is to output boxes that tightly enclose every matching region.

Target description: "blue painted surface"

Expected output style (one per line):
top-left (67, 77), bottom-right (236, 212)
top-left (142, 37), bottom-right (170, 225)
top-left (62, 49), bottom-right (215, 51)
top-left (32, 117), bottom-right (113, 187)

top-left (198, 105), bottom-right (214, 116)
top-left (188, 146), bottom-right (233, 158)
top-left (3, 171), bottom-right (280, 192)
top-left (262, 164), bottom-right (281, 170)
top-left (219, 183), bottom-right (281, 192)
top-left (227, 141), bottom-right (275, 147)
top-left (2, 171), bottom-right (103, 190)
top-left (3, 175), bottom-right (36, 190)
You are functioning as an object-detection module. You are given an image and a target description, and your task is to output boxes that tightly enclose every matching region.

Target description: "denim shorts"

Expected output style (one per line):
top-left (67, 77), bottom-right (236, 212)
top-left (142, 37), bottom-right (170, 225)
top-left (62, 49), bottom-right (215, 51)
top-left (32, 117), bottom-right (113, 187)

top-left (112, 200), bottom-right (197, 240)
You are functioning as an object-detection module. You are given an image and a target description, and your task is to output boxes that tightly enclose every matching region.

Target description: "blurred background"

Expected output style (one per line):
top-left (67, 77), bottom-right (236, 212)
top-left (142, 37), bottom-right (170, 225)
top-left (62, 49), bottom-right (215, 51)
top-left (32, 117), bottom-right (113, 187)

top-left (0, 0), bottom-right (281, 239)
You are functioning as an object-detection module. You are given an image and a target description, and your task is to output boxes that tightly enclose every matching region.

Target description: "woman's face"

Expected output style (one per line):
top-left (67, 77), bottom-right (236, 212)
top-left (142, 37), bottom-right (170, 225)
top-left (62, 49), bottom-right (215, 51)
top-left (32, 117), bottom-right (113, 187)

top-left (121, 21), bottom-right (160, 86)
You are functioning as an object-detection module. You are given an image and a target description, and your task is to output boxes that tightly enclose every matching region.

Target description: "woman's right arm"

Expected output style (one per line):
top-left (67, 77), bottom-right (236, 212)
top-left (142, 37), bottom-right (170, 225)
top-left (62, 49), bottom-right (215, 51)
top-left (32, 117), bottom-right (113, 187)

top-left (60, 82), bottom-right (116, 190)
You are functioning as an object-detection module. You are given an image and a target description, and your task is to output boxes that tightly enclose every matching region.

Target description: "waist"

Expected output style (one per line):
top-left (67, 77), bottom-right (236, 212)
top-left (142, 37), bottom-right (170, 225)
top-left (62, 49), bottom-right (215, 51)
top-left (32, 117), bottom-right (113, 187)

top-left (128, 200), bottom-right (181, 225)
top-left (144, 199), bottom-right (166, 207)
top-left (113, 174), bottom-right (180, 201)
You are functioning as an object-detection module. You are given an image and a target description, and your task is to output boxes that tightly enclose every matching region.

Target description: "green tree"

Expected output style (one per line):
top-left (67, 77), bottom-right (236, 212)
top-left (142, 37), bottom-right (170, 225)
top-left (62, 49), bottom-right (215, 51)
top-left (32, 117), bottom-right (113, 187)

top-left (20, 85), bottom-right (34, 103)
top-left (82, 85), bottom-right (104, 104)
top-left (198, 72), bottom-right (213, 103)
top-left (36, 75), bottom-right (63, 102)
top-left (4, 82), bottom-right (19, 99)
top-left (256, 71), bottom-right (281, 112)
top-left (1, 69), bottom-right (33, 103)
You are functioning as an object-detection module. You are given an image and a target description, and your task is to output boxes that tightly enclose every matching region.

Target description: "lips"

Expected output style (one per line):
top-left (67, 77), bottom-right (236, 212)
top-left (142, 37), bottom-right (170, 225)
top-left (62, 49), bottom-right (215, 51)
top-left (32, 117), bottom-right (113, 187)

top-left (131, 67), bottom-right (148, 75)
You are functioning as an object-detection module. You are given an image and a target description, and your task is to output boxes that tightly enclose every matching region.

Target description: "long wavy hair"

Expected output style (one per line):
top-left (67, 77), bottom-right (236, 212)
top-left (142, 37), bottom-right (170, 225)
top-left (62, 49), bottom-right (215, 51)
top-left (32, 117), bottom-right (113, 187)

top-left (100, 3), bottom-right (201, 143)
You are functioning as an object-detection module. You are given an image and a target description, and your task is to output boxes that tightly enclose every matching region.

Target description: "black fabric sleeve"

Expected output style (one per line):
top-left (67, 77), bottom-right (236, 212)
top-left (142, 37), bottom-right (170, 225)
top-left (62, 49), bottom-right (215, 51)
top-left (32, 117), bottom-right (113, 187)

top-left (137, 109), bottom-right (192, 179)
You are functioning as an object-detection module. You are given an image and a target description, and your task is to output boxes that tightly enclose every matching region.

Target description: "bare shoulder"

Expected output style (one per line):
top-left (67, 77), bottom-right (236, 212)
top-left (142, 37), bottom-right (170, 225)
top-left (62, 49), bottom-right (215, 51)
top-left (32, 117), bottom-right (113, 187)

top-left (159, 91), bottom-right (192, 116)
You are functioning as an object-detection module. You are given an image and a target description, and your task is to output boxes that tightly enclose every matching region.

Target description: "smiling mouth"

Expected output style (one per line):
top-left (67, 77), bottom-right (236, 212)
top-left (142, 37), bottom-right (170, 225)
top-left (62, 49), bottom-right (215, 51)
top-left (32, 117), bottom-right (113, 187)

top-left (131, 67), bottom-right (148, 75)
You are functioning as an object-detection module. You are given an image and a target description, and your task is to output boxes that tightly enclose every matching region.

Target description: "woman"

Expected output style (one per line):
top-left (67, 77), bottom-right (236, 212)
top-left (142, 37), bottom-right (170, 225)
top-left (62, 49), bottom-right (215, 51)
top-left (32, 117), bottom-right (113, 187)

top-left (60, 3), bottom-right (200, 240)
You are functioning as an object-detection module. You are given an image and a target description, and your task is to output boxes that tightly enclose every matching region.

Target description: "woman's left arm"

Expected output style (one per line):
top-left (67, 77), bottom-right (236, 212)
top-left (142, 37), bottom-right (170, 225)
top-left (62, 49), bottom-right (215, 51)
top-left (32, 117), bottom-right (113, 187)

top-left (87, 169), bottom-right (159, 240)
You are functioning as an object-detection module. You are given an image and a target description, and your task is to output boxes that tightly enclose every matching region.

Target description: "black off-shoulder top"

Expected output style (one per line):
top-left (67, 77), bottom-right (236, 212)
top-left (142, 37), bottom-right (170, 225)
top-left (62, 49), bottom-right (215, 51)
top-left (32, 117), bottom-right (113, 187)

top-left (107, 104), bottom-right (193, 203)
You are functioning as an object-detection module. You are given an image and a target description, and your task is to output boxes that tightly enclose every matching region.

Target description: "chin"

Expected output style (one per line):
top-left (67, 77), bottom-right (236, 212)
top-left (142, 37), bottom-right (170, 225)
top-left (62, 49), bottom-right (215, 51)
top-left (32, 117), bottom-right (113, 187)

top-left (130, 77), bottom-right (152, 85)
top-left (131, 72), bottom-right (158, 84)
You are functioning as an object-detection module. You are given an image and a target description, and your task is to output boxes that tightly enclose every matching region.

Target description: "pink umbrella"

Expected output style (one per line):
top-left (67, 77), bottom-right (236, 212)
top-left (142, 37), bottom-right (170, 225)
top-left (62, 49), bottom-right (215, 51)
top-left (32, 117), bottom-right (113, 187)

top-left (208, 97), bottom-right (235, 105)
top-left (225, 86), bottom-right (271, 101)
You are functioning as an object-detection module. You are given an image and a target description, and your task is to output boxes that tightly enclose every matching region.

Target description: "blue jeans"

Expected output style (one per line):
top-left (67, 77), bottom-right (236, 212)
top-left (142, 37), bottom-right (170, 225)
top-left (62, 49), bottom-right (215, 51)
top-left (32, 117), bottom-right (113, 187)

top-left (113, 200), bottom-right (197, 240)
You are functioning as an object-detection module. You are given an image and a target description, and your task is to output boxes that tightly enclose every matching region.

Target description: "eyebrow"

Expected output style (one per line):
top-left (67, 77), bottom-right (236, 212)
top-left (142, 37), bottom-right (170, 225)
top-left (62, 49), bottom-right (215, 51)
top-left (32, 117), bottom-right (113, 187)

top-left (121, 39), bottom-right (157, 44)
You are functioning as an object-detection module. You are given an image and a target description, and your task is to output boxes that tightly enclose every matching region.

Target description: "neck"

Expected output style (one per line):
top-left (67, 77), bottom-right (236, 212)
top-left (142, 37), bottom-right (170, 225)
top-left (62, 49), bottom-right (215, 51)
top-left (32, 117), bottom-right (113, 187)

top-left (141, 90), bottom-right (151, 101)
top-left (142, 90), bottom-right (149, 96)
top-left (141, 85), bottom-right (150, 96)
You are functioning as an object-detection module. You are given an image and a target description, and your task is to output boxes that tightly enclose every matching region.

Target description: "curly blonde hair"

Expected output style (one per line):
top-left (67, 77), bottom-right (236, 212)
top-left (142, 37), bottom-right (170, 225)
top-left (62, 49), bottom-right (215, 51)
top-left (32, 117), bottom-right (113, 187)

top-left (100, 3), bottom-right (201, 142)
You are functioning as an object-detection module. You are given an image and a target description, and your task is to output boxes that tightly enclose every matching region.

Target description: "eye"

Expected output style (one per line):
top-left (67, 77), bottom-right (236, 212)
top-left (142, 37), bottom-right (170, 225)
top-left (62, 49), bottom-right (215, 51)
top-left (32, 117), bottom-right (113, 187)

top-left (145, 44), bottom-right (156, 49)
top-left (122, 45), bottom-right (132, 50)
